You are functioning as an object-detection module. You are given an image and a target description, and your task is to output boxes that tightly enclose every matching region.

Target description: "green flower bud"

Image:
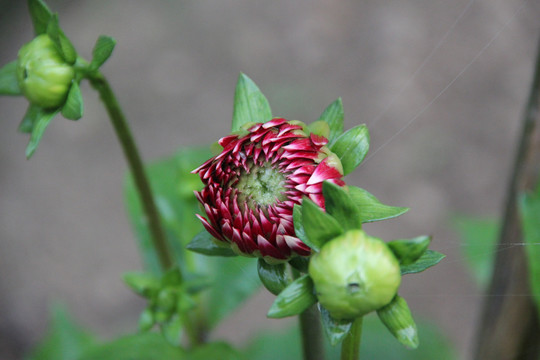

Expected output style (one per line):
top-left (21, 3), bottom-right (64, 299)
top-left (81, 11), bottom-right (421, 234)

top-left (16, 34), bottom-right (75, 109)
top-left (309, 230), bottom-right (401, 319)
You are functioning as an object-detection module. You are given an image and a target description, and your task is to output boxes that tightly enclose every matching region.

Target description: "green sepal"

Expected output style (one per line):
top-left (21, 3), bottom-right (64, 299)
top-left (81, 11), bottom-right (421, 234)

top-left (293, 204), bottom-right (309, 246)
top-left (186, 230), bottom-right (237, 257)
top-left (301, 198), bottom-right (344, 252)
top-left (289, 256), bottom-right (309, 273)
top-left (46, 14), bottom-right (77, 65)
top-left (26, 107), bottom-right (59, 159)
top-left (318, 98), bottom-right (344, 145)
top-left (123, 272), bottom-right (160, 298)
top-left (160, 267), bottom-right (183, 287)
top-left (61, 82), bottom-right (84, 120)
top-left (0, 61), bottom-right (21, 95)
top-left (160, 314), bottom-right (184, 346)
top-left (138, 307), bottom-right (155, 332)
top-left (323, 182), bottom-right (361, 231)
top-left (348, 186), bottom-right (409, 223)
top-left (257, 259), bottom-right (291, 296)
top-left (377, 295), bottom-right (419, 349)
top-left (28, 0), bottom-right (53, 35)
top-left (307, 120), bottom-right (330, 139)
top-left (267, 274), bottom-right (317, 318)
top-left (90, 35), bottom-right (117, 71)
top-left (330, 124), bottom-right (370, 175)
top-left (387, 236), bottom-right (431, 266)
top-left (231, 73), bottom-right (272, 132)
top-left (400, 250), bottom-right (445, 275)
top-left (19, 105), bottom-right (41, 133)
top-left (320, 305), bottom-right (353, 346)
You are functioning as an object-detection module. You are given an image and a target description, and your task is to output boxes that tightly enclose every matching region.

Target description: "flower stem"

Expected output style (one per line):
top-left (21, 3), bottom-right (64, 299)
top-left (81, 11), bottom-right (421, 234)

top-left (340, 317), bottom-right (363, 360)
top-left (299, 304), bottom-right (325, 360)
top-left (88, 71), bottom-right (174, 271)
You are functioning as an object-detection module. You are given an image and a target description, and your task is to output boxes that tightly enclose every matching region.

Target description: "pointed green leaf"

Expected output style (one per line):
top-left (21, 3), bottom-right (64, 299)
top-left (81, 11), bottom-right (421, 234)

top-left (186, 230), bottom-right (237, 257)
top-left (161, 314), bottom-right (184, 346)
top-left (26, 108), bottom-right (58, 159)
top-left (28, 0), bottom-right (53, 35)
top-left (138, 307), bottom-right (155, 332)
top-left (293, 204), bottom-right (308, 245)
top-left (0, 61), bottom-right (21, 95)
top-left (400, 250), bottom-right (445, 275)
top-left (77, 333), bottom-right (186, 360)
top-left (377, 295), bottom-right (419, 349)
top-left (348, 186), bottom-right (409, 223)
top-left (318, 98), bottom-right (344, 145)
top-left (26, 305), bottom-right (96, 360)
top-left (19, 105), bottom-right (42, 133)
top-left (387, 236), bottom-right (431, 266)
top-left (267, 274), bottom-right (317, 318)
top-left (520, 181), bottom-right (540, 317)
top-left (257, 259), bottom-right (291, 295)
top-left (46, 14), bottom-right (77, 64)
top-left (330, 124), bottom-right (370, 175)
top-left (323, 182), bottom-right (361, 231)
top-left (90, 35), bottom-right (117, 70)
top-left (320, 305), bottom-right (353, 346)
top-left (231, 73), bottom-right (272, 132)
top-left (61, 82), bottom-right (83, 120)
top-left (122, 272), bottom-right (160, 298)
top-left (301, 198), bottom-right (344, 252)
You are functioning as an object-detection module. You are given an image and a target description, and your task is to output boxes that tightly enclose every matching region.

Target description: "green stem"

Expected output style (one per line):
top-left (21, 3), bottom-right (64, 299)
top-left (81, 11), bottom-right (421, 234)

top-left (340, 317), bottom-right (363, 360)
top-left (292, 267), bottom-right (325, 360)
top-left (88, 71), bottom-right (174, 271)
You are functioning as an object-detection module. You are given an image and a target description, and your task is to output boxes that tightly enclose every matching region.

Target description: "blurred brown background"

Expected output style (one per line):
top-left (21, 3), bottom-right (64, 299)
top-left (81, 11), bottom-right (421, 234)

top-left (0, 0), bottom-right (539, 359)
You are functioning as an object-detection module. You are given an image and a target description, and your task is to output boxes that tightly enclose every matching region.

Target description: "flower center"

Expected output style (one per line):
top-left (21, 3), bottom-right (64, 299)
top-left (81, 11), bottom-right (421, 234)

top-left (235, 163), bottom-right (287, 209)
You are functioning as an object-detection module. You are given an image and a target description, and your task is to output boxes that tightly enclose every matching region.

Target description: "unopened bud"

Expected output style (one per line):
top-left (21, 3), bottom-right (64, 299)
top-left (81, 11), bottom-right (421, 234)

top-left (17, 34), bottom-right (75, 108)
top-left (309, 230), bottom-right (401, 319)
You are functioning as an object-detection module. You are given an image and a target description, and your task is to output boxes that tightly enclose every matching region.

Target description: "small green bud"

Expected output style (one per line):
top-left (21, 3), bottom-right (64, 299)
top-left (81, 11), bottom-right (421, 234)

top-left (309, 230), bottom-right (401, 319)
top-left (17, 34), bottom-right (75, 109)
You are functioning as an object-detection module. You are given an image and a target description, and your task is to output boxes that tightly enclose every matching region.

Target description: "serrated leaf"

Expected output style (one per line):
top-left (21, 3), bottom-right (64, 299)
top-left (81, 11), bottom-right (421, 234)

top-left (77, 333), bottom-right (186, 360)
top-left (0, 61), bottom-right (21, 95)
top-left (400, 250), bottom-right (445, 275)
top-left (267, 274), bottom-right (317, 318)
top-left (387, 236), bottom-right (431, 266)
top-left (187, 230), bottom-right (237, 257)
top-left (231, 73), bottom-right (272, 132)
top-left (320, 305), bottom-right (353, 346)
top-left (330, 124), bottom-right (370, 175)
top-left (61, 82), bottom-right (83, 120)
top-left (323, 182), bottom-right (361, 231)
top-left (377, 295), bottom-right (419, 349)
top-left (520, 181), bottom-right (540, 318)
top-left (348, 186), bottom-right (409, 223)
top-left (26, 108), bottom-right (59, 159)
top-left (90, 35), bottom-right (117, 70)
top-left (28, 0), bottom-right (53, 35)
top-left (257, 259), bottom-right (290, 295)
top-left (318, 98), bottom-right (344, 145)
top-left (301, 198), bottom-right (344, 252)
top-left (123, 272), bottom-right (160, 298)
top-left (46, 14), bottom-right (77, 64)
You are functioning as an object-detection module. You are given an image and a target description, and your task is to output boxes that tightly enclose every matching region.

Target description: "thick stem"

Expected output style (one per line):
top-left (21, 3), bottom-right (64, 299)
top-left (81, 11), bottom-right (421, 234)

top-left (88, 72), bottom-right (174, 271)
top-left (474, 36), bottom-right (540, 360)
top-left (299, 304), bottom-right (325, 360)
top-left (340, 317), bottom-right (363, 360)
